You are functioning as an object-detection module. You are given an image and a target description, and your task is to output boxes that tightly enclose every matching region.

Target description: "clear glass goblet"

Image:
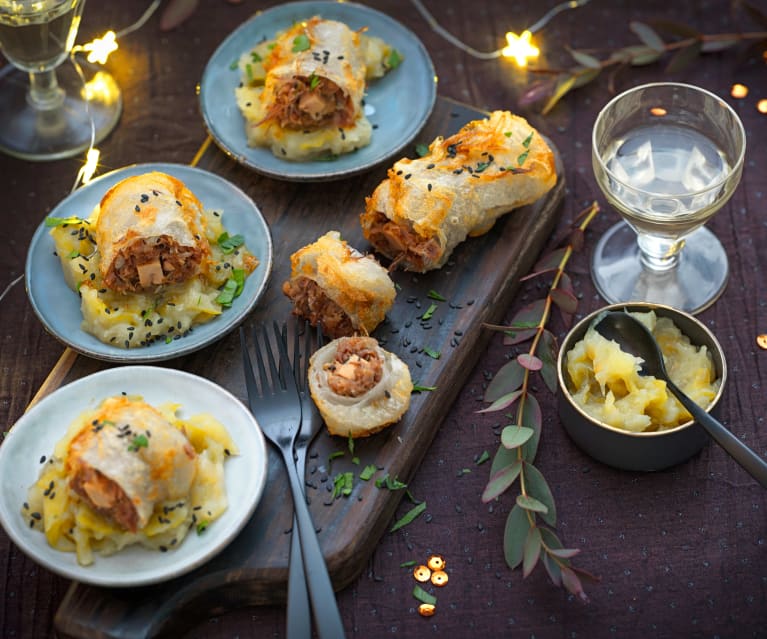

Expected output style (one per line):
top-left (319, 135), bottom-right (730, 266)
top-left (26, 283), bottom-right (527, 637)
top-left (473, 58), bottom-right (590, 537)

top-left (591, 82), bottom-right (745, 314)
top-left (0, 0), bottom-right (122, 161)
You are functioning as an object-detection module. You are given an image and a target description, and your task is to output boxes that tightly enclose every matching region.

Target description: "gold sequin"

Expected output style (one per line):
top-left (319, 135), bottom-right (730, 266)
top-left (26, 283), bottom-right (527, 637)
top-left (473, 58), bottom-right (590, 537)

top-left (758, 334), bottom-right (767, 350)
top-left (427, 554), bottom-right (445, 571)
top-left (418, 603), bottom-right (436, 617)
top-left (431, 570), bottom-right (449, 586)
top-left (413, 565), bottom-right (431, 582)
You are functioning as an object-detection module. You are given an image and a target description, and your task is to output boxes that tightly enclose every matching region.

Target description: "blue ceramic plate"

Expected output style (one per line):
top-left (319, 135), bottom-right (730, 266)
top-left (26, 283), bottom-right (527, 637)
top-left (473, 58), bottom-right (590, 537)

top-left (25, 163), bottom-right (273, 363)
top-left (199, 0), bottom-right (437, 181)
top-left (0, 366), bottom-right (269, 587)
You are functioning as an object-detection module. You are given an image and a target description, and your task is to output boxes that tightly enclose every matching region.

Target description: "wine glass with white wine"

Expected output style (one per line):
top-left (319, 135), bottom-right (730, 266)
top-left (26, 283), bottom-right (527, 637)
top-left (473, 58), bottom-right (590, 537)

top-left (0, 0), bottom-right (121, 161)
top-left (591, 82), bottom-right (745, 314)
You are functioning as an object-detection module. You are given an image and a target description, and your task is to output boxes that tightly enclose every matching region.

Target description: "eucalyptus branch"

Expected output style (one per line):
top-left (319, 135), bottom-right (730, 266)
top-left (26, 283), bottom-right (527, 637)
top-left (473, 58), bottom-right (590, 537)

top-left (480, 201), bottom-right (600, 601)
top-left (518, 5), bottom-right (767, 113)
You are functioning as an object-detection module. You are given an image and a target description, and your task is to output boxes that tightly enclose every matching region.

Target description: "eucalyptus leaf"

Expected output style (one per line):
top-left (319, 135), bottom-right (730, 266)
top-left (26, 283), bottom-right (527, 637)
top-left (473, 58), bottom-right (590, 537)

top-left (539, 526), bottom-right (565, 553)
top-left (522, 462), bottom-right (557, 526)
top-left (549, 547), bottom-right (581, 559)
top-left (522, 526), bottom-right (542, 578)
top-left (517, 353), bottom-right (543, 371)
top-left (561, 566), bottom-right (589, 602)
top-left (501, 425), bottom-right (534, 450)
top-left (539, 330), bottom-right (559, 394)
top-left (665, 41), bottom-right (702, 72)
top-left (533, 248), bottom-right (567, 272)
top-left (542, 551), bottom-right (563, 586)
top-left (516, 494), bottom-right (548, 514)
top-left (567, 48), bottom-right (601, 68)
top-left (551, 288), bottom-right (578, 314)
top-left (572, 66), bottom-right (601, 89)
top-left (569, 227), bottom-right (585, 252)
top-left (504, 505), bottom-right (530, 570)
top-left (623, 45), bottom-right (664, 66)
top-left (542, 74), bottom-right (577, 115)
top-left (509, 299), bottom-right (546, 331)
top-left (503, 327), bottom-right (537, 346)
top-left (700, 38), bottom-right (739, 52)
top-left (648, 19), bottom-right (701, 39)
top-left (519, 394), bottom-right (542, 462)
top-left (481, 459), bottom-right (522, 502)
top-left (484, 360), bottom-right (525, 402)
top-left (630, 21), bottom-right (665, 51)
top-left (478, 389), bottom-right (522, 414)
top-left (490, 442), bottom-right (519, 477)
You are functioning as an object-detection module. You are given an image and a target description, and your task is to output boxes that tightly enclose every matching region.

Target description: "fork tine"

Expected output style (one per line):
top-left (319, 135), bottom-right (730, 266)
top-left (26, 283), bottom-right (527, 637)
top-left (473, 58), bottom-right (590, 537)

top-left (251, 326), bottom-right (271, 394)
top-left (293, 321), bottom-right (303, 392)
top-left (259, 324), bottom-right (281, 392)
top-left (273, 321), bottom-right (298, 394)
top-left (239, 327), bottom-right (259, 398)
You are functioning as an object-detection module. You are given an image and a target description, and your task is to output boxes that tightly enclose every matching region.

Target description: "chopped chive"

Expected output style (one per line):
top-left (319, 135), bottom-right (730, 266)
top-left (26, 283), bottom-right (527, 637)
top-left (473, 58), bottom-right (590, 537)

top-left (423, 346), bottom-right (441, 359)
top-left (412, 384), bottom-right (437, 392)
top-left (421, 303), bottom-right (438, 321)
top-left (359, 464), bottom-right (377, 481)
top-left (517, 150), bottom-right (529, 166)
top-left (413, 584), bottom-right (437, 605)
top-left (522, 131), bottom-right (534, 147)
top-left (427, 289), bottom-right (446, 301)
top-left (390, 501), bottom-right (427, 532)
top-left (475, 450), bottom-right (490, 465)
top-left (400, 560), bottom-right (417, 568)
top-left (415, 143), bottom-right (429, 157)
top-left (292, 34), bottom-right (310, 52)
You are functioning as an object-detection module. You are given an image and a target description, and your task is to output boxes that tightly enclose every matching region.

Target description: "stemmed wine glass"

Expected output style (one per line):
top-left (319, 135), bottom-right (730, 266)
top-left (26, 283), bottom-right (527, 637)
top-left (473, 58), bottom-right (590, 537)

top-left (591, 82), bottom-right (746, 314)
top-left (0, 0), bottom-right (121, 161)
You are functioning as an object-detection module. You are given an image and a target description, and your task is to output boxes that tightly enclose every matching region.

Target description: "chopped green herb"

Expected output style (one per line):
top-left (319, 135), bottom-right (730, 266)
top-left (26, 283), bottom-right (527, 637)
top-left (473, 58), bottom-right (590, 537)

top-left (245, 63), bottom-right (253, 81)
top-left (315, 152), bottom-right (339, 162)
top-left (165, 336), bottom-right (173, 344)
top-left (423, 346), bottom-right (441, 359)
top-left (475, 450), bottom-right (490, 465)
top-left (517, 150), bottom-right (529, 166)
top-left (267, 42), bottom-right (277, 50)
top-left (376, 473), bottom-right (407, 491)
top-left (415, 143), bottom-right (429, 157)
top-left (292, 34), bottom-right (311, 52)
top-left (400, 560), bottom-right (417, 568)
top-left (421, 303), bottom-right (438, 321)
top-left (504, 131), bottom-right (513, 137)
top-left (347, 432), bottom-right (355, 456)
top-left (412, 384), bottom-right (437, 392)
top-left (413, 584), bottom-right (437, 605)
top-left (217, 232), bottom-right (245, 254)
top-left (352, 456), bottom-right (360, 465)
top-left (474, 160), bottom-right (490, 173)
top-left (128, 434), bottom-right (149, 452)
top-left (359, 464), bottom-right (377, 481)
top-left (522, 131), bottom-right (534, 147)
top-left (390, 501), bottom-right (427, 532)
top-left (328, 450), bottom-right (345, 465)
top-left (387, 48), bottom-right (403, 69)
top-left (427, 289), bottom-right (446, 301)
top-left (250, 51), bottom-right (262, 63)
top-left (215, 278), bottom-right (238, 307)
top-left (332, 471), bottom-right (354, 498)
top-left (45, 216), bottom-right (86, 227)
top-left (229, 59), bottom-right (239, 70)
top-left (309, 73), bottom-right (320, 90)
top-left (67, 249), bottom-right (80, 259)
top-left (457, 468), bottom-right (472, 476)
top-left (196, 519), bottom-right (209, 534)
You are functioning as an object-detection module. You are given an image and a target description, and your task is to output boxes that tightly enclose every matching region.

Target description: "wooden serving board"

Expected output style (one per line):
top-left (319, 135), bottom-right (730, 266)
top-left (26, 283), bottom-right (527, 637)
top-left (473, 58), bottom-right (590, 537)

top-left (52, 97), bottom-right (564, 639)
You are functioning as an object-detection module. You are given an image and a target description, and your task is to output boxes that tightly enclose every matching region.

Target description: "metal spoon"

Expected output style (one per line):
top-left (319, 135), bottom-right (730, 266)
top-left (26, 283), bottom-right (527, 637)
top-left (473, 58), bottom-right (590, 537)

top-left (594, 311), bottom-right (767, 488)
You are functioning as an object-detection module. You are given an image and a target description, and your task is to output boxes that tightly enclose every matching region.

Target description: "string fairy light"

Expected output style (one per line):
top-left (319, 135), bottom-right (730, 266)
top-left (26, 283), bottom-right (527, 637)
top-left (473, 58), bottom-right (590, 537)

top-left (409, 0), bottom-right (591, 67)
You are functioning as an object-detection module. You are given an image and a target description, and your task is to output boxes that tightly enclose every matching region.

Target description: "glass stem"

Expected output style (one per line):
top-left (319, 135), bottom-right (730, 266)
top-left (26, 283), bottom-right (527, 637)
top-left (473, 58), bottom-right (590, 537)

top-left (636, 233), bottom-right (685, 272)
top-left (27, 69), bottom-right (65, 111)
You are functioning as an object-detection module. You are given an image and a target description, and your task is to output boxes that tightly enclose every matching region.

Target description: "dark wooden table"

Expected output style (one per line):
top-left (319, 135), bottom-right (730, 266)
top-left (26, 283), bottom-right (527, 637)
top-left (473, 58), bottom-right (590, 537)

top-left (2, 1), bottom-right (766, 638)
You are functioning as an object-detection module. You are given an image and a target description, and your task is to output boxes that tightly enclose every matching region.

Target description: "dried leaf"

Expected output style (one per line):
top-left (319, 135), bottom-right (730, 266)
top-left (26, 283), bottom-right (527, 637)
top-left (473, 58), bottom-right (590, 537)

top-left (550, 288), bottom-right (578, 315)
top-left (534, 248), bottom-right (567, 272)
top-left (509, 299), bottom-right (546, 330)
top-left (503, 505), bottom-right (530, 570)
top-left (160, 0), bottom-right (199, 31)
top-left (561, 566), bottom-right (589, 602)
top-left (481, 460), bottom-right (522, 502)
top-left (516, 494), bottom-right (548, 514)
top-left (522, 526), bottom-right (542, 578)
top-left (630, 21), bottom-right (665, 51)
top-left (484, 360), bottom-right (525, 402)
top-left (623, 45), bottom-right (664, 66)
top-left (542, 551), bottom-right (562, 586)
top-left (572, 67), bottom-right (601, 89)
top-left (549, 548), bottom-right (582, 559)
top-left (520, 267), bottom-right (556, 282)
top-left (501, 425), bottom-right (534, 450)
top-left (519, 394), bottom-right (542, 462)
top-left (648, 19), bottom-right (701, 39)
top-left (567, 48), bottom-right (601, 69)
top-left (517, 353), bottom-right (543, 371)
top-left (700, 38), bottom-right (740, 52)
top-left (477, 389), bottom-right (522, 414)
top-left (522, 462), bottom-right (557, 526)
top-left (666, 40), bottom-right (702, 73)
top-left (569, 227), bottom-right (585, 252)
top-left (503, 328), bottom-right (537, 346)
top-left (542, 74), bottom-right (577, 115)
top-left (539, 330), bottom-right (559, 394)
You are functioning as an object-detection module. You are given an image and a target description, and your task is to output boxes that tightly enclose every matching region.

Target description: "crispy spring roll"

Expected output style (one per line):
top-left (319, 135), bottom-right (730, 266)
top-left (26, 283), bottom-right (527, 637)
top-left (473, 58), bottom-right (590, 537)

top-left (360, 111), bottom-right (557, 272)
top-left (95, 172), bottom-right (210, 293)
top-left (308, 336), bottom-right (412, 438)
top-left (66, 396), bottom-right (197, 533)
top-left (282, 231), bottom-right (395, 338)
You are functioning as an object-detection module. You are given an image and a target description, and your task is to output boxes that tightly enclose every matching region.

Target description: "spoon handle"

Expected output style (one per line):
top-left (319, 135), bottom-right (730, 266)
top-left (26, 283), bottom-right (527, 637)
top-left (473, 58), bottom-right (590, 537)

top-left (667, 379), bottom-right (767, 488)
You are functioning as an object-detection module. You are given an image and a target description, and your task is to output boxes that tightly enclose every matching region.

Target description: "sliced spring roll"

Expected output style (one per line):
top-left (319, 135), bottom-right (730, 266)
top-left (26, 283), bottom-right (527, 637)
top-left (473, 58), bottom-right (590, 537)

top-left (66, 396), bottom-right (197, 533)
top-left (95, 172), bottom-right (211, 293)
top-left (282, 231), bottom-right (395, 338)
top-left (308, 336), bottom-right (412, 438)
top-left (360, 111), bottom-right (557, 272)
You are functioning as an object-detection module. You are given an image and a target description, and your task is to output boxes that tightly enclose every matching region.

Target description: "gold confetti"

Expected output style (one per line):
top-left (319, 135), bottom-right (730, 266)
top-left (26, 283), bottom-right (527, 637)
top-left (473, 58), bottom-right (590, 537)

top-left (427, 554), bottom-right (445, 571)
top-left (418, 603), bottom-right (436, 617)
top-left (413, 565), bottom-right (431, 582)
top-left (757, 334), bottom-right (767, 350)
top-left (431, 570), bottom-right (449, 586)
top-left (731, 83), bottom-right (748, 99)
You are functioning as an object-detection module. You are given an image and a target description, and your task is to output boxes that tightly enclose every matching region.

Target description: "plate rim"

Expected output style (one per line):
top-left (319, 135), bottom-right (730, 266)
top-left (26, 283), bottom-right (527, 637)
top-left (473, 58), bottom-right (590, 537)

top-left (24, 161), bottom-right (274, 363)
top-left (199, 0), bottom-right (437, 182)
top-left (0, 365), bottom-right (268, 587)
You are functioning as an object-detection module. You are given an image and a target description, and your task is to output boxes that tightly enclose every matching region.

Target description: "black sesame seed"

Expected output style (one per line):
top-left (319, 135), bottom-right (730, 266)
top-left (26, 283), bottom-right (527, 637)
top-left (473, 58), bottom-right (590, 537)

top-left (135, 205), bottom-right (141, 212)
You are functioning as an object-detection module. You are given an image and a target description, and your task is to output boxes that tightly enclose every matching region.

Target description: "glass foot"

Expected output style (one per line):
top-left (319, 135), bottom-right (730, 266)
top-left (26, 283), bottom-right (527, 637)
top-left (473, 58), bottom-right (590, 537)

top-left (0, 60), bottom-right (122, 161)
top-left (591, 221), bottom-right (729, 314)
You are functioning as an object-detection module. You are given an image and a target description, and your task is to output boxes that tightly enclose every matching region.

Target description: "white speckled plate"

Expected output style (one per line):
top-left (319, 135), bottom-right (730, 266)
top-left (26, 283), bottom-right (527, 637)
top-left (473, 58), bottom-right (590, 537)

top-left (25, 162), bottom-right (273, 363)
top-left (0, 366), bottom-right (268, 587)
top-left (199, 0), bottom-right (437, 181)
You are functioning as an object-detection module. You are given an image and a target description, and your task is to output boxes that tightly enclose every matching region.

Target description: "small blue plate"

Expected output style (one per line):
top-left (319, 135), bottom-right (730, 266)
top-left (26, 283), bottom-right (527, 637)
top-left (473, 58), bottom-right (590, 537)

top-left (25, 163), bottom-right (273, 363)
top-left (199, 0), bottom-right (437, 181)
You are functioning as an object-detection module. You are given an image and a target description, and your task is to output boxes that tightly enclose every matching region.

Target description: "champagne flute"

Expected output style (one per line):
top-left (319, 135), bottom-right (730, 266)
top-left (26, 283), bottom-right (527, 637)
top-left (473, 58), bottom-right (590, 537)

top-left (591, 82), bottom-right (746, 314)
top-left (0, 0), bottom-right (121, 161)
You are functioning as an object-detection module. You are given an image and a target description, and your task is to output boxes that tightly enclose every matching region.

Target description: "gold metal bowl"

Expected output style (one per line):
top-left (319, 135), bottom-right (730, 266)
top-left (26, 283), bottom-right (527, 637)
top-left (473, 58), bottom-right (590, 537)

top-left (557, 302), bottom-right (727, 471)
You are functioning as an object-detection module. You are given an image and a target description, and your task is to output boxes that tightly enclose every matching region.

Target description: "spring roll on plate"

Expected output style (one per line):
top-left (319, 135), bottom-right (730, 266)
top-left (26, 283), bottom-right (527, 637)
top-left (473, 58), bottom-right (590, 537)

top-left (360, 110), bottom-right (557, 272)
top-left (96, 172), bottom-right (211, 293)
top-left (282, 231), bottom-right (395, 338)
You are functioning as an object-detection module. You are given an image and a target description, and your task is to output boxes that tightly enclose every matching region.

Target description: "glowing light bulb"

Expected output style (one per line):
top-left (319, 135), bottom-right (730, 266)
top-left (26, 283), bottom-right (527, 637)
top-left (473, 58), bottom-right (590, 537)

top-left (731, 83), bottom-right (748, 99)
top-left (501, 30), bottom-right (539, 67)
top-left (758, 99), bottom-right (767, 114)
top-left (81, 31), bottom-right (119, 65)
